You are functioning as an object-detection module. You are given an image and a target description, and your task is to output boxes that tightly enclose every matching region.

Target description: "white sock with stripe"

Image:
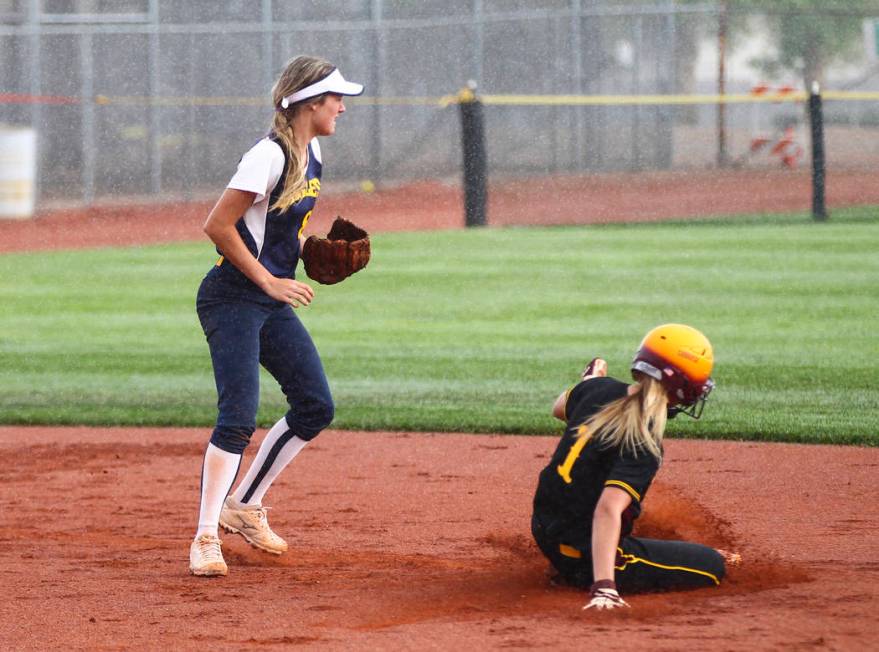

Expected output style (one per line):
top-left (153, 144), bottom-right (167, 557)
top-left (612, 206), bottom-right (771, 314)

top-left (196, 443), bottom-right (241, 539)
top-left (231, 416), bottom-right (308, 506)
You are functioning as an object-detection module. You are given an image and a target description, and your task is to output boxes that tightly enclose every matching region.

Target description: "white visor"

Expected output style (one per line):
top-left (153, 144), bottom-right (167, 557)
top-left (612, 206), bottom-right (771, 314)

top-left (280, 69), bottom-right (364, 108)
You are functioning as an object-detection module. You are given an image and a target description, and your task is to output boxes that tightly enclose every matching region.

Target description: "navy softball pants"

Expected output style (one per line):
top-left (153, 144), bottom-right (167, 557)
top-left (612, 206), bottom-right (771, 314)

top-left (531, 514), bottom-right (725, 593)
top-left (196, 267), bottom-right (334, 454)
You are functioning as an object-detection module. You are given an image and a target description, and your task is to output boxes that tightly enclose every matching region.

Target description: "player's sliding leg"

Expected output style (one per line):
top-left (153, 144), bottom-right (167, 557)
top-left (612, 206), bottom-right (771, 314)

top-left (615, 537), bottom-right (726, 593)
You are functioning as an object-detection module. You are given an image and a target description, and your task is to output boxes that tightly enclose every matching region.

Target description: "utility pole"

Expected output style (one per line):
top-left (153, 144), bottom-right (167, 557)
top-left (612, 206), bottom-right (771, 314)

top-left (717, 0), bottom-right (728, 167)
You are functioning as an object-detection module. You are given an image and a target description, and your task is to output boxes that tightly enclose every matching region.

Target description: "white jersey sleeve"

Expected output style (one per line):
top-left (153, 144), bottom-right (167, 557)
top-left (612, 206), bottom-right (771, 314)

top-left (226, 138), bottom-right (286, 257)
top-left (227, 138), bottom-right (286, 203)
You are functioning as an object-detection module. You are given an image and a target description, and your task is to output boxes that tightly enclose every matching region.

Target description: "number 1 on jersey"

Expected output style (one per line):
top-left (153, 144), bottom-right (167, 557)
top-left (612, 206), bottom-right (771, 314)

top-left (557, 425), bottom-right (590, 484)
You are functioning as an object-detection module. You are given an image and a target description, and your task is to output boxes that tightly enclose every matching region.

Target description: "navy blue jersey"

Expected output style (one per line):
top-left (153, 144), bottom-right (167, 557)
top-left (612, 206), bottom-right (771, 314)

top-left (532, 377), bottom-right (660, 552)
top-left (220, 135), bottom-right (322, 280)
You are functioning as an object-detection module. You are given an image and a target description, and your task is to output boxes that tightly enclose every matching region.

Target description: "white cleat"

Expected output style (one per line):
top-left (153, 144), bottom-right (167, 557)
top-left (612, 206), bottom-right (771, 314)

top-left (220, 498), bottom-right (288, 555)
top-left (189, 534), bottom-right (228, 577)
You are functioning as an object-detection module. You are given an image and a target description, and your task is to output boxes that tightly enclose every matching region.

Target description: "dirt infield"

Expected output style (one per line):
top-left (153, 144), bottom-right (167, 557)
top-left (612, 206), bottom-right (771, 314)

top-left (2, 427), bottom-right (877, 650)
top-left (2, 170), bottom-right (878, 649)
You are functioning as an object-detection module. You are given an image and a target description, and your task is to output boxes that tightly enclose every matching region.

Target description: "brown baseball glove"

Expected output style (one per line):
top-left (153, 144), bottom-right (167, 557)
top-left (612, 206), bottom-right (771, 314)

top-left (301, 216), bottom-right (371, 285)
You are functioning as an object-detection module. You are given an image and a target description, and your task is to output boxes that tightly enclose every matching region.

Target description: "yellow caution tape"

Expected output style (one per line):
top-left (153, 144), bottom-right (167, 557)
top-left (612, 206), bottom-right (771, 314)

top-left (82, 90), bottom-right (879, 108)
top-left (481, 91), bottom-right (879, 105)
top-left (480, 92), bottom-right (810, 105)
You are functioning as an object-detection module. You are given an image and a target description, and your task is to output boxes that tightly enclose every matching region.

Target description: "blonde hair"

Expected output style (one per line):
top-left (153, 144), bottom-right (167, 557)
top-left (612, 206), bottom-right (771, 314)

top-left (579, 376), bottom-right (668, 461)
top-left (269, 55), bottom-right (335, 212)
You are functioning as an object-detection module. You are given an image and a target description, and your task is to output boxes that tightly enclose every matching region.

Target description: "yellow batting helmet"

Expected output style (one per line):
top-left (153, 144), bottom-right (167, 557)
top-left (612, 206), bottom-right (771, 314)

top-left (631, 324), bottom-right (715, 418)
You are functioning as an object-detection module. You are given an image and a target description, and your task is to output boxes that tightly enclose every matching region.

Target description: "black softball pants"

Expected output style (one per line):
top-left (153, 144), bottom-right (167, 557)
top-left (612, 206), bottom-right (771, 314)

top-left (532, 514), bottom-right (725, 593)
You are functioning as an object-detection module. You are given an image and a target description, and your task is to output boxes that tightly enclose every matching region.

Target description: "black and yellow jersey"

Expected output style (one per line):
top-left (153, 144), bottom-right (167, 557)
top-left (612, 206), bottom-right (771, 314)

top-left (532, 376), bottom-right (660, 553)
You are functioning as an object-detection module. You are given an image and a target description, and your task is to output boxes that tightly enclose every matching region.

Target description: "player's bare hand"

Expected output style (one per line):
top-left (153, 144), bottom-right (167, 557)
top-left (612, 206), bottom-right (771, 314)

top-left (583, 587), bottom-right (630, 611)
top-left (263, 277), bottom-right (314, 307)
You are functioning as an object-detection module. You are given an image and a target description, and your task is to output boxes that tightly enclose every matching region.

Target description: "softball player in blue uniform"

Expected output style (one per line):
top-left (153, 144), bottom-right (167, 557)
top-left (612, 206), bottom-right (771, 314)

top-left (532, 324), bottom-right (736, 609)
top-left (189, 56), bottom-right (364, 576)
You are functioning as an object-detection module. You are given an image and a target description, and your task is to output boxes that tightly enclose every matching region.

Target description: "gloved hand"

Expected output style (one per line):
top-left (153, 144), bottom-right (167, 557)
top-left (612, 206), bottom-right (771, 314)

top-left (581, 357), bottom-right (608, 381)
top-left (301, 216), bottom-right (370, 285)
top-left (583, 580), bottom-right (630, 611)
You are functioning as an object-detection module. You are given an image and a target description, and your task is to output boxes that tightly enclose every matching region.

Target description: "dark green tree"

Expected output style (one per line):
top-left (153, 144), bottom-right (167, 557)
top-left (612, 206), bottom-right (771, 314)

top-left (676, 0), bottom-right (879, 89)
top-left (736, 0), bottom-right (879, 89)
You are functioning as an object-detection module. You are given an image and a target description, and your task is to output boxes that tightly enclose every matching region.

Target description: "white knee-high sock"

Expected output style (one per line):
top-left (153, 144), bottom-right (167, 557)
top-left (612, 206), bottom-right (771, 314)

top-left (196, 443), bottom-right (241, 538)
top-left (231, 416), bottom-right (308, 506)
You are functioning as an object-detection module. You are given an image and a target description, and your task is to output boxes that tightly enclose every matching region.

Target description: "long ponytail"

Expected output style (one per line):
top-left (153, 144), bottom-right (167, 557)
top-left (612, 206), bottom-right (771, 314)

top-left (578, 376), bottom-right (668, 460)
top-left (268, 56), bottom-right (334, 213)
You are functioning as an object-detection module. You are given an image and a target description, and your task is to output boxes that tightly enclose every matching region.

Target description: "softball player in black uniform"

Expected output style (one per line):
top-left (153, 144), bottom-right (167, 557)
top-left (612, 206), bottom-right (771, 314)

top-left (532, 324), bottom-right (731, 609)
top-left (189, 56), bottom-right (363, 576)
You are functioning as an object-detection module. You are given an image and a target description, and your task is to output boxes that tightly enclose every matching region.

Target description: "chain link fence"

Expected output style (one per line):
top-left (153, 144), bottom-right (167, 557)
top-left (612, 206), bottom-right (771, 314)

top-left (1, 0), bottom-right (877, 207)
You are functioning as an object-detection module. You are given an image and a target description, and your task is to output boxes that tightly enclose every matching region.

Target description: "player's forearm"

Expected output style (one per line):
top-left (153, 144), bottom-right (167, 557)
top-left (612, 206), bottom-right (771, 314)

top-left (551, 391), bottom-right (568, 421)
top-left (591, 507), bottom-right (622, 582)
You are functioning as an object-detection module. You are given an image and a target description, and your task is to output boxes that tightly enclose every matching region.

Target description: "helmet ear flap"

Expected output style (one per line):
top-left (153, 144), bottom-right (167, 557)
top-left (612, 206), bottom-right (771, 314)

top-left (631, 359), bottom-right (662, 382)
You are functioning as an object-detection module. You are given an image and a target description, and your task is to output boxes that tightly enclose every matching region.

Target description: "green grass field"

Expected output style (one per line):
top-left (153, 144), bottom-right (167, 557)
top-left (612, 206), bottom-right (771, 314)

top-left (1, 207), bottom-right (877, 444)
